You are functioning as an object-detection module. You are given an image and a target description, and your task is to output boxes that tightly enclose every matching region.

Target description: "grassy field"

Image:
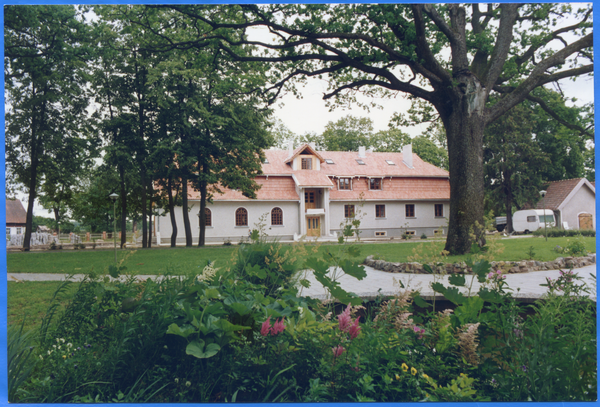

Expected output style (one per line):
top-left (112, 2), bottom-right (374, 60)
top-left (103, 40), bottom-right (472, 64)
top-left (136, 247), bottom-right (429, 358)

top-left (6, 236), bottom-right (596, 275)
top-left (7, 236), bottom-right (596, 332)
top-left (8, 281), bottom-right (79, 332)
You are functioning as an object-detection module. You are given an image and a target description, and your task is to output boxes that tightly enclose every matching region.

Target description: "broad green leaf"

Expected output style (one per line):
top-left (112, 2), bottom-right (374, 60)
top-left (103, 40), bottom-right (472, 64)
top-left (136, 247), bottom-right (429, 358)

top-left (412, 294), bottom-right (432, 309)
top-left (166, 323), bottom-right (195, 339)
top-left (448, 273), bottom-right (466, 287)
top-left (186, 340), bottom-right (220, 359)
top-left (340, 260), bottom-right (367, 280)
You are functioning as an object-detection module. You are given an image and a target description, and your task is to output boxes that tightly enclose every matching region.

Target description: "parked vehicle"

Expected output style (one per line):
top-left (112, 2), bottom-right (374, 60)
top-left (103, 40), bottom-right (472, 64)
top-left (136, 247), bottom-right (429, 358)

top-left (512, 209), bottom-right (555, 233)
top-left (495, 216), bottom-right (507, 232)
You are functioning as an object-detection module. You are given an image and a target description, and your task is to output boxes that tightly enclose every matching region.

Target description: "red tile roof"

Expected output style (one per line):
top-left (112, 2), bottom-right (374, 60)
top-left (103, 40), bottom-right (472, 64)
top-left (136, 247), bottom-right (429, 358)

top-left (330, 177), bottom-right (450, 201)
top-left (187, 176), bottom-right (299, 201)
top-left (264, 149), bottom-right (449, 178)
top-left (292, 171), bottom-right (335, 188)
top-left (535, 178), bottom-right (593, 210)
top-left (173, 147), bottom-right (449, 202)
top-left (6, 199), bottom-right (27, 225)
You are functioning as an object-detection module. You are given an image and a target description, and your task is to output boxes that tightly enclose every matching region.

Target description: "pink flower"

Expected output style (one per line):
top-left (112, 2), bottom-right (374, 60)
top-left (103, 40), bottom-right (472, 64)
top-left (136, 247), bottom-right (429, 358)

top-left (338, 304), bottom-right (352, 332)
top-left (260, 316), bottom-right (271, 336)
top-left (332, 345), bottom-right (345, 358)
top-left (348, 317), bottom-right (361, 339)
top-left (271, 318), bottom-right (286, 336)
top-left (413, 325), bottom-right (425, 339)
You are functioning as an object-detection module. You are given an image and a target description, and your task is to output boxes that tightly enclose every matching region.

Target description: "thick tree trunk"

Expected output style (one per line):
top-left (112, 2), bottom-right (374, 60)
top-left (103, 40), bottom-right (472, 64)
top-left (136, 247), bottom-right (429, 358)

top-left (168, 175), bottom-right (178, 247)
top-left (439, 76), bottom-right (487, 254)
top-left (182, 177), bottom-right (192, 246)
top-left (119, 164), bottom-right (127, 248)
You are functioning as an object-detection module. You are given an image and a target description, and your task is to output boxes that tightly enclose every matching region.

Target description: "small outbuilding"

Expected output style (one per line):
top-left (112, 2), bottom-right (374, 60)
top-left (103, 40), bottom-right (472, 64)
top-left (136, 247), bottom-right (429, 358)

top-left (536, 178), bottom-right (595, 230)
top-left (6, 198), bottom-right (27, 236)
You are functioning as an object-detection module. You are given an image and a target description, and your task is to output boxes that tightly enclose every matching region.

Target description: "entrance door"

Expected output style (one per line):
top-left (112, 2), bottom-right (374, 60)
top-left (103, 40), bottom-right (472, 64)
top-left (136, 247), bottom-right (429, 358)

top-left (307, 217), bottom-right (320, 237)
top-left (305, 190), bottom-right (316, 210)
top-left (579, 213), bottom-right (593, 229)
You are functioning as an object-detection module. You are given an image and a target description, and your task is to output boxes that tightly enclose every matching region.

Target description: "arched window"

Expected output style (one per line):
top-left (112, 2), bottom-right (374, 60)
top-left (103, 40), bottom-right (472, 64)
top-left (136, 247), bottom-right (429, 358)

top-left (235, 208), bottom-right (248, 226)
top-left (205, 208), bottom-right (212, 227)
top-left (271, 207), bottom-right (283, 225)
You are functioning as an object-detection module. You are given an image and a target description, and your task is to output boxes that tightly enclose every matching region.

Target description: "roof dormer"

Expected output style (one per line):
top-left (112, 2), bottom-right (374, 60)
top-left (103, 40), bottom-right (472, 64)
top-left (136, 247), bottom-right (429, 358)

top-left (284, 143), bottom-right (326, 171)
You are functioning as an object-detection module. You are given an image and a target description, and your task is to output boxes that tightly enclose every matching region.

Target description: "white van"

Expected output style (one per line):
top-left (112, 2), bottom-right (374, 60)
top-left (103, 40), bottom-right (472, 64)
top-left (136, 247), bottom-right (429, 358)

top-left (512, 209), bottom-right (556, 233)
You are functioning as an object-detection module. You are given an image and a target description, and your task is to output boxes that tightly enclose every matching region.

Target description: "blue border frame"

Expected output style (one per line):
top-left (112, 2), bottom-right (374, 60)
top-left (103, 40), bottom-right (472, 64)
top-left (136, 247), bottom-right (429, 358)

top-left (1, 2), bottom-right (597, 407)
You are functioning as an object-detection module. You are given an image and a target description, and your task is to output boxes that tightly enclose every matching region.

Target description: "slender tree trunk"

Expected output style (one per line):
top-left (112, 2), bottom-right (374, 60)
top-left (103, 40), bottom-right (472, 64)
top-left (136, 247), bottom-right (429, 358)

top-left (439, 79), bottom-right (487, 254)
top-left (23, 95), bottom-right (44, 251)
top-left (198, 162), bottom-right (208, 247)
top-left (168, 174), bottom-right (178, 247)
top-left (504, 167), bottom-right (514, 234)
top-left (119, 164), bottom-right (127, 248)
top-left (182, 177), bottom-right (192, 246)
top-left (141, 167), bottom-right (148, 248)
top-left (148, 183), bottom-right (152, 248)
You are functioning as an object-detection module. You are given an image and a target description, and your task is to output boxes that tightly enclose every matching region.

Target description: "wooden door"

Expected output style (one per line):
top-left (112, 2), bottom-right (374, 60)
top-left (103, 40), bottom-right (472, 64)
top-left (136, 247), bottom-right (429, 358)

top-left (305, 190), bottom-right (316, 210)
top-left (306, 217), bottom-right (320, 237)
top-left (579, 213), bottom-right (593, 230)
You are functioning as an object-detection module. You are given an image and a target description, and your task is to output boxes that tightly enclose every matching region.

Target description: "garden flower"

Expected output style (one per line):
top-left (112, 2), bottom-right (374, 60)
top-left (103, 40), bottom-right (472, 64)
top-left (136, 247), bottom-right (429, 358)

top-left (412, 325), bottom-right (425, 339)
top-left (422, 373), bottom-right (429, 379)
top-left (332, 345), bottom-right (345, 358)
top-left (338, 304), bottom-right (352, 332)
top-left (185, 381), bottom-right (191, 387)
top-left (175, 378), bottom-right (179, 384)
top-left (411, 367), bottom-right (417, 376)
top-left (39, 355), bottom-right (43, 360)
top-left (63, 355), bottom-right (67, 359)
top-left (261, 316), bottom-right (272, 336)
top-left (395, 374), bottom-right (400, 380)
top-left (348, 317), bottom-right (361, 339)
top-left (271, 318), bottom-right (286, 336)
top-left (401, 363), bottom-right (408, 372)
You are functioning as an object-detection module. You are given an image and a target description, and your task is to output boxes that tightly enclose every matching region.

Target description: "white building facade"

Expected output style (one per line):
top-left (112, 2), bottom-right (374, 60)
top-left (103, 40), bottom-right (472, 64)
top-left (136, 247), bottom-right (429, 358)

top-left (155, 144), bottom-right (450, 244)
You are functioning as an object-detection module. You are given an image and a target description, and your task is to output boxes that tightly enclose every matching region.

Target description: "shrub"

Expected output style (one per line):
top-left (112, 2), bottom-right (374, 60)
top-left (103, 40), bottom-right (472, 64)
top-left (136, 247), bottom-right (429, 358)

top-left (420, 233), bottom-right (427, 240)
top-left (533, 228), bottom-right (595, 238)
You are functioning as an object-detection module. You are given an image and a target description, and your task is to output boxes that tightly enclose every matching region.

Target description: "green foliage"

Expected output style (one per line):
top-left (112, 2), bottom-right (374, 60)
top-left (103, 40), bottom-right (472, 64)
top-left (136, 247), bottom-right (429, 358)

top-left (533, 227), bottom-right (595, 238)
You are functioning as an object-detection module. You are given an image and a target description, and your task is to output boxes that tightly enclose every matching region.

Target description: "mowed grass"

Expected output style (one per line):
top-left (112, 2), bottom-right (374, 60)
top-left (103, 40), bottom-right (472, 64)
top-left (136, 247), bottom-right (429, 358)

top-left (8, 281), bottom-right (79, 332)
top-left (6, 236), bottom-right (596, 275)
top-left (7, 236), bottom-right (596, 332)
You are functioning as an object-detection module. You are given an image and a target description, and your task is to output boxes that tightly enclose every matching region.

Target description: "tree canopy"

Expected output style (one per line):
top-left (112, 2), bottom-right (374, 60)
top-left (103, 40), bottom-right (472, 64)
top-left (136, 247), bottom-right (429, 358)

top-left (158, 3), bottom-right (592, 253)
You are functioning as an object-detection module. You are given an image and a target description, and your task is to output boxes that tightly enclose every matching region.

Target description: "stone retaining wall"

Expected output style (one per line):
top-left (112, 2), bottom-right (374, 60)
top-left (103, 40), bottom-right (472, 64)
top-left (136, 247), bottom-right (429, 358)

top-left (364, 254), bottom-right (596, 274)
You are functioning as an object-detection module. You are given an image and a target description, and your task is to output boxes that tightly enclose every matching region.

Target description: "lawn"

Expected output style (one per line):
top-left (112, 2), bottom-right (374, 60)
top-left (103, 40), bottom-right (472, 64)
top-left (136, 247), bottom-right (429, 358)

top-left (8, 281), bottom-right (79, 332)
top-left (6, 236), bottom-right (596, 275)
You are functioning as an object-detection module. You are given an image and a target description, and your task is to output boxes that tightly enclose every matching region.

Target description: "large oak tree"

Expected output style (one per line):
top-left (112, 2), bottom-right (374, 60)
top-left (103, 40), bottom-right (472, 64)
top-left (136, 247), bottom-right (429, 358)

top-left (163, 3), bottom-right (592, 253)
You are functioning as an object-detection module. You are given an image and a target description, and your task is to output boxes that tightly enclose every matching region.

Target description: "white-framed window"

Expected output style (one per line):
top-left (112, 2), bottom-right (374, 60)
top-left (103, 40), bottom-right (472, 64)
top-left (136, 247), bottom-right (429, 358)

top-left (205, 208), bottom-right (212, 227)
top-left (405, 230), bottom-right (416, 236)
top-left (301, 157), bottom-right (312, 169)
top-left (271, 207), bottom-right (283, 225)
top-left (369, 178), bottom-right (382, 190)
top-left (16, 227), bottom-right (22, 235)
top-left (339, 178), bottom-right (352, 190)
top-left (375, 204), bottom-right (386, 218)
top-left (235, 208), bottom-right (248, 226)
top-left (375, 231), bottom-right (387, 237)
top-left (344, 204), bottom-right (355, 218)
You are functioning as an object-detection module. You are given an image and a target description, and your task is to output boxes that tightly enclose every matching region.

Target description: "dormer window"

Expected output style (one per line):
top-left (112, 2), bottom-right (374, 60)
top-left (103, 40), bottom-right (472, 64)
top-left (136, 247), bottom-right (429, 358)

top-left (301, 157), bottom-right (312, 169)
top-left (369, 178), bottom-right (382, 190)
